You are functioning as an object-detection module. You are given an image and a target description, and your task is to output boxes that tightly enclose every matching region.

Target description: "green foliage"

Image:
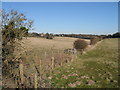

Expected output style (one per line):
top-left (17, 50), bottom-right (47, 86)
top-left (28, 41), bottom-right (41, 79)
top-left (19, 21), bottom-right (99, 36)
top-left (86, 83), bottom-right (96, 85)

top-left (2, 10), bottom-right (33, 73)
top-left (73, 39), bottom-right (88, 51)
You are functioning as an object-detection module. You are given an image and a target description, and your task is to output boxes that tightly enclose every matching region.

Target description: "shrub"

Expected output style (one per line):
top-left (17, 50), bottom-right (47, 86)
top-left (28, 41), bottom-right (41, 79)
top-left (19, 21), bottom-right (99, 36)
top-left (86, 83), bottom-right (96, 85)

top-left (73, 39), bottom-right (88, 52)
top-left (90, 37), bottom-right (100, 45)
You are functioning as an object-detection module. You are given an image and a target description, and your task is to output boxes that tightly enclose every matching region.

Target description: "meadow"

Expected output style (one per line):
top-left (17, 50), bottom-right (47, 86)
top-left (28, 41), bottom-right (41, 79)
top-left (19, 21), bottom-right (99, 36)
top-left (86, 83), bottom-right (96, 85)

top-left (48, 38), bottom-right (119, 88)
top-left (3, 37), bottom-right (119, 88)
top-left (2, 2), bottom-right (118, 88)
top-left (3, 37), bottom-right (89, 88)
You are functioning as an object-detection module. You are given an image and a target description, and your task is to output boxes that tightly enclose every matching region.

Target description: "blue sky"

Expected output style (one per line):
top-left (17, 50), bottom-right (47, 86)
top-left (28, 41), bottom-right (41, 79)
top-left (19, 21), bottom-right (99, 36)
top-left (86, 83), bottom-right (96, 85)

top-left (2, 2), bottom-right (118, 35)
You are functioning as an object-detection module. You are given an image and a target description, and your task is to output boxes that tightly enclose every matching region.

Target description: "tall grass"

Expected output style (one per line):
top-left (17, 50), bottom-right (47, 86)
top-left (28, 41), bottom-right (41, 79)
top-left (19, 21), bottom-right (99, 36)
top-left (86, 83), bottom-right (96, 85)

top-left (48, 38), bottom-right (118, 88)
top-left (3, 37), bottom-right (90, 88)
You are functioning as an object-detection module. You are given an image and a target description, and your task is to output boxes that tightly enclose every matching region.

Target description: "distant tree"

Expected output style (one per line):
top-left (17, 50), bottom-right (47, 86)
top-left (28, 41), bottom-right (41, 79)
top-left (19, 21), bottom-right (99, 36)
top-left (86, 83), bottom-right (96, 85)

top-left (107, 34), bottom-right (112, 38)
top-left (112, 32), bottom-right (120, 38)
top-left (100, 35), bottom-right (106, 39)
top-left (105, 32), bottom-right (120, 38)
top-left (45, 33), bottom-right (53, 39)
top-left (28, 32), bottom-right (40, 37)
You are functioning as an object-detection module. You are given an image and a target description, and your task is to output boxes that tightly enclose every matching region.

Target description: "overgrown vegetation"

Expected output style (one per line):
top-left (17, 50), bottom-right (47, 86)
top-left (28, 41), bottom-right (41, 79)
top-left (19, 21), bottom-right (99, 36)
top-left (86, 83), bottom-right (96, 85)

top-left (73, 39), bottom-right (88, 53)
top-left (2, 9), bottom-right (119, 89)
top-left (2, 36), bottom-right (76, 88)
top-left (2, 9), bottom-right (33, 87)
top-left (90, 37), bottom-right (101, 45)
top-left (48, 38), bottom-right (118, 88)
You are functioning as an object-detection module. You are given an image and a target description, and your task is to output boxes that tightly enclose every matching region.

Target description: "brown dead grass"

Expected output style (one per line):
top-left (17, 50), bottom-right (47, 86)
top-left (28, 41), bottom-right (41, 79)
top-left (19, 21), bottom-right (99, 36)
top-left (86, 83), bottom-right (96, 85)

top-left (4, 37), bottom-right (90, 88)
top-left (21, 37), bottom-right (90, 51)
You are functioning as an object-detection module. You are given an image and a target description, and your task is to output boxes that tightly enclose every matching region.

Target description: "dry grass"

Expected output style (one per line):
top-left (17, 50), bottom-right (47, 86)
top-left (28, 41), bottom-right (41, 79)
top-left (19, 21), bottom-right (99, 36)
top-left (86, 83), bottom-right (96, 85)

top-left (3, 37), bottom-right (118, 88)
top-left (3, 36), bottom-right (90, 88)
top-left (21, 37), bottom-right (90, 50)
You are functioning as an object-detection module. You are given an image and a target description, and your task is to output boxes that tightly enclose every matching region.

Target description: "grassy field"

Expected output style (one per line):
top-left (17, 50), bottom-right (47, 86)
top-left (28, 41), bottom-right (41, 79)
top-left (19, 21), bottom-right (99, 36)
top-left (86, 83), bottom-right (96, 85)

top-left (4, 37), bottom-right (90, 88)
top-left (21, 37), bottom-right (90, 50)
top-left (47, 38), bottom-right (119, 88)
top-left (3, 37), bottom-right (119, 88)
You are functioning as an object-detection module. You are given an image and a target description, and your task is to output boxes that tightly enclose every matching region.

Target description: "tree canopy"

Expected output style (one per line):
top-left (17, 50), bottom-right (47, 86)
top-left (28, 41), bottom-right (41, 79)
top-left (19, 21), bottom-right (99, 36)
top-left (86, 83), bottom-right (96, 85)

top-left (2, 10), bottom-right (33, 72)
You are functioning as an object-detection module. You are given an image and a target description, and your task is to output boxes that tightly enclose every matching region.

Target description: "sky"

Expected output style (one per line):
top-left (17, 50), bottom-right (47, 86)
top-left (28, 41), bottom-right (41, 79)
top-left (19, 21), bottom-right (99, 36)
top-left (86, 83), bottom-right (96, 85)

top-left (2, 2), bottom-right (118, 35)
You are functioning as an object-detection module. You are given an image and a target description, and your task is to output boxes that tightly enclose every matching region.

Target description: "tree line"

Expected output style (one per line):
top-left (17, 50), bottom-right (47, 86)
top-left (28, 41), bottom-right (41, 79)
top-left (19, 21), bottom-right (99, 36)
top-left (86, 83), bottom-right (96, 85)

top-left (27, 32), bottom-right (120, 39)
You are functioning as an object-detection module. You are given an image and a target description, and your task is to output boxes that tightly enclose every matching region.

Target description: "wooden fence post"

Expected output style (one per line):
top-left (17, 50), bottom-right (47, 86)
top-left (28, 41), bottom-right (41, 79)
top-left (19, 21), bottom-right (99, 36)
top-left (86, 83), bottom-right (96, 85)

top-left (34, 72), bottom-right (37, 88)
top-left (39, 59), bottom-right (42, 82)
top-left (51, 57), bottom-right (55, 70)
top-left (44, 52), bottom-right (47, 59)
top-left (71, 55), bottom-right (73, 62)
top-left (66, 54), bottom-right (69, 63)
top-left (19, 62), bottom-right (24, 86)
top-left (60, 60), bottom-right (62, 66)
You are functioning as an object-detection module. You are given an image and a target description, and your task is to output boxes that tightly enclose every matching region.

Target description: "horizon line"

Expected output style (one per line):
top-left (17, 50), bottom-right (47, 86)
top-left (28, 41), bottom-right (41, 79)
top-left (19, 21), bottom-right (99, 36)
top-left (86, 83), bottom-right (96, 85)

top-left (28, 31), bottom-right (118, 35)
top-left (2, 0), bottom-right (119, 2)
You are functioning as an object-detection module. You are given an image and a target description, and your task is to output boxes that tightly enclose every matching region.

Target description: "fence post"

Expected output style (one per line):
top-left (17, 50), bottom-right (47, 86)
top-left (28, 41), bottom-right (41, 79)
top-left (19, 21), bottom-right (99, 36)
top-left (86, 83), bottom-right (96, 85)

top-left (66, 54), bottom-right (69, 63)
top-left (44, 52), bottom-right (47, 59)
top-left (60, 60), bottom-right (62, 66)
top-left (39, 59), bottom-right (42, 82)
top-left (34, 72), bottom-right (37, 88)
top-left (71, 55), bottom-right (74, 62)
top-left (51, 57), bottom-right (55, 70)
top-left (19, 62), bottom-right (24, 86)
